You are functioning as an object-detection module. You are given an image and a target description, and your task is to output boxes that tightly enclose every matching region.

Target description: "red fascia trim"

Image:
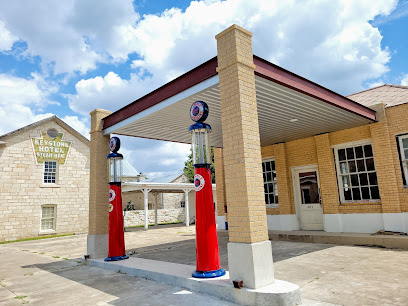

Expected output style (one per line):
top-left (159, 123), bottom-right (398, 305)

top-left (253, 56), bottom-right (377, 121)
top-left (103, 57), bottom-right (218, 129)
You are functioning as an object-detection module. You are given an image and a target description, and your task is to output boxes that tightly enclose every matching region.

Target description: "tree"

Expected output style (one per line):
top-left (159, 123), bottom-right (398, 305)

top-left (183, 147), bottom-right (216, 183)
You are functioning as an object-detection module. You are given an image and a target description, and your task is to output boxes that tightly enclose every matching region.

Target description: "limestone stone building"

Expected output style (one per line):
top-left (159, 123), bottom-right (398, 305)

top-left (0, 116), bottom-right (90, 242)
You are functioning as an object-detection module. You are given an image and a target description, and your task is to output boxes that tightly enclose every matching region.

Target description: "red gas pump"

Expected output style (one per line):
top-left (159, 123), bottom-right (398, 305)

top-left (105, 137), bottom-right (129, 261)
top-left (189, 101), bottom-right (225, 278)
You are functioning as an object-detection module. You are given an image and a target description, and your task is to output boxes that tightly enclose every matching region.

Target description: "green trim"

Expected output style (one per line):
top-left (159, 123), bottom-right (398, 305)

top-left (0, 233), bottom-right (74, 244)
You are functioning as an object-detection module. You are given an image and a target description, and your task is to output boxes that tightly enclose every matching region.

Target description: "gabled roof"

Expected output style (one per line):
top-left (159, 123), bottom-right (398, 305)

top-left (122, 160), bottom-right (139, 177)
top-left (0, 115), bottom-right (90, 145)
top-left (347, 84), bottom-right (408, 108)
top-left (146, 171), bottom-right (186, 183)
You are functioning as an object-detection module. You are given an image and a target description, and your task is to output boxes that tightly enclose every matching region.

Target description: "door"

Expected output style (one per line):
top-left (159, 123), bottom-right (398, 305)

top-left (292, 165), bottom-right (323, 230)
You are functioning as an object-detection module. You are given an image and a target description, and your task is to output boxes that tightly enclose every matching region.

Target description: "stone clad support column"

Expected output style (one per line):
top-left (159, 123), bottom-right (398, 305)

top-left (87, 109), bottom-right (112, 258)
top-left (216, 25), bottom-right (274, 289)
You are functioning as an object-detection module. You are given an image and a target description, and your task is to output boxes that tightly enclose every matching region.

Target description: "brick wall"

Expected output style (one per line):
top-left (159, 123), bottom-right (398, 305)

top-left (260, 116), bottom-right (406, 216)
top-left (384, 103), bottom-right (408, 212)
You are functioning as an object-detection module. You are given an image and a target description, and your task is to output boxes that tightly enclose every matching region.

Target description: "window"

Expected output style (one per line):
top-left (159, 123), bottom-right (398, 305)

top-left (41, 205), bottom-right (56, 231)
top-left (180, 201), bottom-right (185, 208)
top-left (397, 135), bottom-right (408, 186)
top-left (262, 159), bottom-right (278, 207)
top-left (44, 161), bottom-right (57, 184)
top-left (334, 141), bottom-right (380, 203)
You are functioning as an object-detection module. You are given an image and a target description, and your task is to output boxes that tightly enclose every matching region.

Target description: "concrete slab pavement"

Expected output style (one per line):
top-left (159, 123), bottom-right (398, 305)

top-left (1, 224), bottom-right (408, 305)
top-left (0, 236), bottom-right (235, 305)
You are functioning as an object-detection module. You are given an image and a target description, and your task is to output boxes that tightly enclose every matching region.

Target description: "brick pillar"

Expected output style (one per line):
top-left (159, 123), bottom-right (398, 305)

top-left (314, 133), bottom-right (341, 232)
top-left (274, 143), bottom-right (293, 215)
top-left (216, 25), bottom-right (274, 289)
top-left (87, 109), bottom-right (112, 258)
top-left (369, 104), bottom-right (402, 231)
top-left (213, 147), bottom-right (227, 220)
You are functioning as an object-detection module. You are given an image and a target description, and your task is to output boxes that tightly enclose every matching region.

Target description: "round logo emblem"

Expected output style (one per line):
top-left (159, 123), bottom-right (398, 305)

top-left (109, 189), bottom-right (116, 202)
top-left (109, 137), bottom-right (121, 152)
top-left (190, 101), bottom-right (209, 122)
top-left (194, 174), bottom-right (205, 192)
top-left (109, 203), bottom-right (113, 212)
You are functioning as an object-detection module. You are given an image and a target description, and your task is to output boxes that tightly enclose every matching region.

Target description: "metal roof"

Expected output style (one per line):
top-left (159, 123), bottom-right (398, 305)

top-left (122, 160), bottom-right (139, 177)
top-left (146, 171), bottom-right (186, 183)
top-left (102, 55), bottom-right (376, 147)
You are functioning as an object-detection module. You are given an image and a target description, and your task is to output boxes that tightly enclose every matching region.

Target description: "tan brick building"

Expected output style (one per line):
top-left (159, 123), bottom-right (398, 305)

top-left (88, 25), bottom-right (408, 289)
top-left (0, 116), bottom-right (90, 242)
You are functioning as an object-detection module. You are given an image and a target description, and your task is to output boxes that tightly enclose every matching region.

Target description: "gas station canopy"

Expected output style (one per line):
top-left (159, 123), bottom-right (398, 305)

top-left (102, 56), bottom-right (376, 147)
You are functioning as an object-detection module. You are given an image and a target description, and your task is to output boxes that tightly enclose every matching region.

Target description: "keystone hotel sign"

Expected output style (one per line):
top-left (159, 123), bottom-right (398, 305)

top-left (31, 129), bottom-right (72, 165)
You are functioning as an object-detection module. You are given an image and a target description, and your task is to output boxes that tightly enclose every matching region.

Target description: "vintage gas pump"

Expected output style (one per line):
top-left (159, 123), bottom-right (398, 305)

top-left (105, 137), bottom-right (129, 261)
top-left (189, 101), bottom-right (225, 278)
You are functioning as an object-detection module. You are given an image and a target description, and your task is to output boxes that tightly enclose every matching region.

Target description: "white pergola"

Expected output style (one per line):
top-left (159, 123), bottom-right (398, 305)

top-left (122, 181), bottom-right (217, 230)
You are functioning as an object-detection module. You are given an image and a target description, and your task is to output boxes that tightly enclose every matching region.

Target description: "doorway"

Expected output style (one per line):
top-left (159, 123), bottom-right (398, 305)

top-left (292, 165), bottom-right (323, 230)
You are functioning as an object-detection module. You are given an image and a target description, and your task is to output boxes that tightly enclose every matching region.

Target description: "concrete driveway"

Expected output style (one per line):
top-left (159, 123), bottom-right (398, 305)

top-left (1, 224), bottom-right (407, 305)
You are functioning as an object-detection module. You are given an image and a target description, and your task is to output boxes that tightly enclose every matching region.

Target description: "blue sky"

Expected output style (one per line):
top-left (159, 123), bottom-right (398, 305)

top-left (0, 0), bottom-right (407, 178)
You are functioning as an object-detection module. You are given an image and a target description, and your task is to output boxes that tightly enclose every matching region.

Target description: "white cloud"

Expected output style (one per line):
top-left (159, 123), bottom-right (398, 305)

top-left (68, 71), bottom-right (162, 115)
top-left (401, 74), bottom-right (408, 86)
top-left (0, 73), bottom-right (58, 111)
top-left (0, 0), bottom-right (397, 89)
top-left (68, 0), bottom-right (397, 115)
top-left (61, 115), bottom-right (90, 139)
top-left (0, 73), bottom-right (85, 137)
top-left (367, 81), bottom-right (385, 89)
top-left (0, 104), bottom-right (53, 135)
top-left (0, 20), bottom-right (17, 51)
top-left (0, 0), bottom-right (139, 75)
top-left (371, 0), bottom-right (407, 26)
top-left (125, 0), bottom-right (396, 94)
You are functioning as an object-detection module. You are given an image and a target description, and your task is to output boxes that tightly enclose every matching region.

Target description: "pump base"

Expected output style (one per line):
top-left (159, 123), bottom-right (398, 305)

top-left (192, 268), bottom-right (226, 278)
top-left (104, 255), bottom-right (129, 262)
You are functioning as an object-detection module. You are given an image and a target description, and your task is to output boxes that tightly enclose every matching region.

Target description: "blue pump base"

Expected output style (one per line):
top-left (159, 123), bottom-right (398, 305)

top-left (192, 268), bottom-right (226, 278)
top-left (104, 255), bottom-right (129, 262)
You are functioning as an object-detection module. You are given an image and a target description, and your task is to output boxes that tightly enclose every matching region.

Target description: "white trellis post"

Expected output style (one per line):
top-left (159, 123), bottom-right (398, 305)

top-left (154, 192), bottom-right (159, 226)
top-left (142, 188), bottom-right (151, 230)
top-left (183, 189), bottom-right (191, 227)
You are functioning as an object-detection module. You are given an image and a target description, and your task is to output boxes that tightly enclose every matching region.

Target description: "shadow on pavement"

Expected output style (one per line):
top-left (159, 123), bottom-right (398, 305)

top-left (126, 231), bottom-right (334, 270)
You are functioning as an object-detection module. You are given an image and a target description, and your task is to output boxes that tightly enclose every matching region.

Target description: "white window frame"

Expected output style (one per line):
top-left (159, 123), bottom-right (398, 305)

top-left (180, 201), bottom-right (186, 208)
top-left (40, 205), bottom-right (56, 234)
top-left (262, 157), bottom-right (279, 208)
top-left (333, 139), bottom-right (380, 204)
top-left (42, 160), bottom-right (59, 187)
top-left (397, 134), bottom-right (408, 187)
